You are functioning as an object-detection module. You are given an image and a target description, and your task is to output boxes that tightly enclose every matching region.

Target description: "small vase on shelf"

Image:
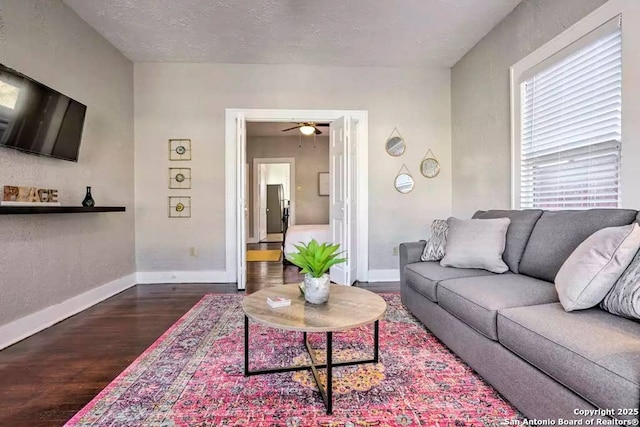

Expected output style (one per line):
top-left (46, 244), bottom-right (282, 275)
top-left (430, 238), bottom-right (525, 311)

top-left (82, 186), bottom-right (95, 207)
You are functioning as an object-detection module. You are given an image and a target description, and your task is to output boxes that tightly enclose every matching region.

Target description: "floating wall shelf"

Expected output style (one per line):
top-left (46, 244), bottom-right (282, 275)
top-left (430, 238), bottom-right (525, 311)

top-left (0, 206), bottom-right (126, 215)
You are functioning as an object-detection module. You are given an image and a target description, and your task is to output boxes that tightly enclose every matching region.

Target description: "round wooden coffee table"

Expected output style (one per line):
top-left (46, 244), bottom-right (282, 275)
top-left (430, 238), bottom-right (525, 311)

top-left (242, 284), bottom-right (387, 415)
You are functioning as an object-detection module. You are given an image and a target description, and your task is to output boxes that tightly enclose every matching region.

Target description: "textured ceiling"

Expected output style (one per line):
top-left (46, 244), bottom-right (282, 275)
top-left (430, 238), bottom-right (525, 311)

top-left (62, 0), bottom-right (522, 67)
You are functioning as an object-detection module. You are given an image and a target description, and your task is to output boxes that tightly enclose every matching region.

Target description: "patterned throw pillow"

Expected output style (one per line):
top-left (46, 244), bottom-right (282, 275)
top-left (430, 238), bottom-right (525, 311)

top-left (421, 219), bottom-right (448, 261)
top-left (600, 248), bottom-right (640, 320)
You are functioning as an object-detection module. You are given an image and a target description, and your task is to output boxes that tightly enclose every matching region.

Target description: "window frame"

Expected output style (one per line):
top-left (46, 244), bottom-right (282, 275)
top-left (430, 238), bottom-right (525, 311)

top-left (510, 6), bottom-right (626, 210)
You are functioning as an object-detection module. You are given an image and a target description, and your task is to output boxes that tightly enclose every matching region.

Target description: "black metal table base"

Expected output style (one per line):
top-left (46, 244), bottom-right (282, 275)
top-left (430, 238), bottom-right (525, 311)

top-left (244, 315), bottom-right (380, 415)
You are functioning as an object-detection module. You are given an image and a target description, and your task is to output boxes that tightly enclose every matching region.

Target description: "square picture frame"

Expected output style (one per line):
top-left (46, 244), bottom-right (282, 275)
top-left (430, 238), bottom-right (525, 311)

top-left (169, 168), bottom-right (192, 189)
top-left (168, 196), bottom-right (191, 218)
top-left (169, 139), bottom-right (192, 161)
top-left (318, 172), bottom-right (330, 196)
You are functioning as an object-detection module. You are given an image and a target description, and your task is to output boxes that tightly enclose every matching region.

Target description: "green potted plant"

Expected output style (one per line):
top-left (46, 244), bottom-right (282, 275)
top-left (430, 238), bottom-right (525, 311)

top-left (289, 239), bottom-right (347, 304)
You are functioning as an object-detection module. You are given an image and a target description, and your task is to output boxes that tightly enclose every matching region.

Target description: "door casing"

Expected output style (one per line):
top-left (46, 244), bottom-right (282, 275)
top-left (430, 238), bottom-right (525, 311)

top-left (225, 109), bottom-right (369, 289)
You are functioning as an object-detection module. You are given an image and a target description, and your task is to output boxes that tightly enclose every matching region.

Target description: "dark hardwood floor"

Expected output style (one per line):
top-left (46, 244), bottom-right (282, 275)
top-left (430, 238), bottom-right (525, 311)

top-left (0, 251), bottom-right (399, 427)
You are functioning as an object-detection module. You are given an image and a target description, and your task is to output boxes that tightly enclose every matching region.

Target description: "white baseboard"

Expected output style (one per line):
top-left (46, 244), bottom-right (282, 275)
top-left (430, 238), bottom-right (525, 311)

top-left (367, 269), bottom-right (400, 282)
top-left (0, 273), bottom-right (137, 351)
top-left (136, 270), bottom-right (232, 284)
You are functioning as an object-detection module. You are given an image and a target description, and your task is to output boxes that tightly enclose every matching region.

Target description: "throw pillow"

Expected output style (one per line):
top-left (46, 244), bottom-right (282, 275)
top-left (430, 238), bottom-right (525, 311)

top-left (421, 219), bottom-right (448, 261)
top-left (440, 217), bottom-right (510, 273)
top-left (600, 248), bottom-right (640, 320)
top-left (555, 223), bottom-right (640, 312)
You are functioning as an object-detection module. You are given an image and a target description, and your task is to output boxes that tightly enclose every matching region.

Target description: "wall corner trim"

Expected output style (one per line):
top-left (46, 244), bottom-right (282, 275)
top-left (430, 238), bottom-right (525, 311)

top-left (0, 273), bottom-right (137, 351)
top-left (367, 269), bottom-right (400, 282)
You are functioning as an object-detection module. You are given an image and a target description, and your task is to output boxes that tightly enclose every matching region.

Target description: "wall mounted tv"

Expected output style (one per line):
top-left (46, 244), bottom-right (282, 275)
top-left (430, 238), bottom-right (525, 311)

top-left (0, 63), bottom-right (87, 162)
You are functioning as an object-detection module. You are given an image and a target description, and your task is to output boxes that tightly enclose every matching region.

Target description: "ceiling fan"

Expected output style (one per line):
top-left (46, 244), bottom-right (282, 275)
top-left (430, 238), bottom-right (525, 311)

top-left (281, 122), bottom-right (330, 135)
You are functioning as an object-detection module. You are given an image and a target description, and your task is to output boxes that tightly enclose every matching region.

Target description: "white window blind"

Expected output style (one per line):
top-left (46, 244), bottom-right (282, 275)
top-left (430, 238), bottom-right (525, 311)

top-left (519, 17), bottom-right (622, 209)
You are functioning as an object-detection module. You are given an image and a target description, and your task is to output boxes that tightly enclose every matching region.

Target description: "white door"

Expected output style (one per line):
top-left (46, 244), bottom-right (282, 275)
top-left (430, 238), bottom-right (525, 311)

top-left (329, 116), bottom-right (357, 286)
top-left (236, 114), bottom-right (247, 290)
top-left (245, 164), bottom-right (250, 245)
top-left (257, 164), bottom-right (268, 241)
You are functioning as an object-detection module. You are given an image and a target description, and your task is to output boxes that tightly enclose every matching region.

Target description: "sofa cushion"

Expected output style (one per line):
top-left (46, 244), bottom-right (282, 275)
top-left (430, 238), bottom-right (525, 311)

top-left (498, 303), bottom-right (640, 416)
top-left (437, 274), bottom-right (558, 340)
top-left (404, 261), bottom-right (495, 303)
top-left (519, 209), bottom-right (638, 283)
top-left (473, 209), bottom-right (543, 273)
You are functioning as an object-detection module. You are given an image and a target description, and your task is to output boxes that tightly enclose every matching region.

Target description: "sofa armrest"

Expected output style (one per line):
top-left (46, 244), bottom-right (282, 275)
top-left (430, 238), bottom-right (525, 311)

top-left (399, 241), bottom-right (427, 285)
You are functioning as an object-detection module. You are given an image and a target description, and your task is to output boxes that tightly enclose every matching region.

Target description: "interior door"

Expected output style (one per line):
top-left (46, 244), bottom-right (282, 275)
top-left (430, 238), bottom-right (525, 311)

top-left (245, 164), bottom-right (249, 246)
top-left (329, 116), bottom-right (357, 286)
top-left (266, 184), bottom-right (283, 233)
top-left (258, 164), bottom-right (268, 241)
top-left (236, 114), bottom-right (247, 290)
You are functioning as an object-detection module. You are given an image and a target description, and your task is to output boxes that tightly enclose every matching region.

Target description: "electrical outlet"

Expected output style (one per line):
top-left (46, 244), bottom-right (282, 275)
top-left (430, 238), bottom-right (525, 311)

top-left (189, 247), bottom-right (198, 257)
top-left (392, 246), bottom-right (399, 256)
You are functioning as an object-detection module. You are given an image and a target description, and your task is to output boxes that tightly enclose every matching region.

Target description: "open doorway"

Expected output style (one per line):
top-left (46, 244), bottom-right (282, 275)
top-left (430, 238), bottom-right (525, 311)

top-left (263, 164), bottom-right (290, 242)
top-left (250, 159), bottom-right (296, 244)
top-left (225, 109), bottom-right (369, 291)
top-left (244, 122), bottom-right (331, 292)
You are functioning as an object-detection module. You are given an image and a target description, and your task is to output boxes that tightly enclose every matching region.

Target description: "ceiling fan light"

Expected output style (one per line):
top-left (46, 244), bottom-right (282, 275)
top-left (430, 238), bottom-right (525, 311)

top-left (299, 125), bottom-right (315, 136)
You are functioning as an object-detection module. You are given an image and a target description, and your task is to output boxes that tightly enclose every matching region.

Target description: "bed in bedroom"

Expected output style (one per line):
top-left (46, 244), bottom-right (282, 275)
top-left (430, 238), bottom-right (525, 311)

top-left (283, 224), bottom-right (331, 263)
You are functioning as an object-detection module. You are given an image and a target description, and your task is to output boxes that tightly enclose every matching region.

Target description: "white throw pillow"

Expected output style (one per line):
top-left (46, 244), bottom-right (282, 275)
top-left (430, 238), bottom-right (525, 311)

top-left (555, 223), bottom-right (640, 312)
top-left (440, 217), bottom-right (510, 273)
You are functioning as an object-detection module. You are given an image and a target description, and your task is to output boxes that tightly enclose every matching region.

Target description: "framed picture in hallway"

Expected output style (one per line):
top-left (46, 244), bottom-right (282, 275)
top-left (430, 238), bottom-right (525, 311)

top-left (318, 172), bottom-right (330, 196)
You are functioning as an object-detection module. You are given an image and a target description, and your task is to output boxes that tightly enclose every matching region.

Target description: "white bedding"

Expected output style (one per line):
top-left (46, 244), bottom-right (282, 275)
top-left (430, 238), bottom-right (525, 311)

top-left (284, 224), bottom-right (332, 258)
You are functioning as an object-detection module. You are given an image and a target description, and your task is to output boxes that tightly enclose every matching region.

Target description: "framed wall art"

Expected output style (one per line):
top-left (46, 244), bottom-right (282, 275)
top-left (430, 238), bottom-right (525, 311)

top-left (168, 196), bottom-right (191, 218)
top-left (169, 139), bottom-right (192, 161)
top-left (169, 168), bottom-right (192, 189)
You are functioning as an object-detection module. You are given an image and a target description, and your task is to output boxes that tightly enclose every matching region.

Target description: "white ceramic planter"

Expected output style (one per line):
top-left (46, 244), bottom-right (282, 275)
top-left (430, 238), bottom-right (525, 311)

top-left (304, 273), bottom-right (330, 304)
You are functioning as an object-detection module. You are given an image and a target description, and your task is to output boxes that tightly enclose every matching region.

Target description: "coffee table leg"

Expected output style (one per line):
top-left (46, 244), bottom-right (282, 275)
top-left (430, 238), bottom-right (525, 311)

top-left (374, 320), bottom-right (379, 363)
top-left (326, 331), bottom-right (333, 415)
top-left (244, 315), bottom-right (249, 376)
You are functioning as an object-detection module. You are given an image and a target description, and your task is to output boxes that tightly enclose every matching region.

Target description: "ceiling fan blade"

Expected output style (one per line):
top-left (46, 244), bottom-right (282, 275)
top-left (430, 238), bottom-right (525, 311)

top-left (314, 128), bottom-right (322, 135)
top-left (315, 123), bottom-right (330, 127)
top-left (281, 125), bottom-right (302, 132)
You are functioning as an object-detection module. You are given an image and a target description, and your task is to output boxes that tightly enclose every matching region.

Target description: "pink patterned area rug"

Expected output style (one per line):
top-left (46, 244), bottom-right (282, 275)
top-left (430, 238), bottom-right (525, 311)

top-left (65, 293), bottom-right (521, 426)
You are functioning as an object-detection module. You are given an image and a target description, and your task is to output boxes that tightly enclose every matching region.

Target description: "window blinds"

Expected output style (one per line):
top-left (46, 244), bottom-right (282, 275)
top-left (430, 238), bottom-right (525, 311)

top-left (520, 18), bottom-right (621, 209)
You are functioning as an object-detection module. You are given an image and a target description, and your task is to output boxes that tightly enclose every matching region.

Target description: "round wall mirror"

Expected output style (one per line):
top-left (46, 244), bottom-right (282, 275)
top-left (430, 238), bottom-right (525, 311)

top-left (394, 173), bottom-right (414, 193)
top-left (386, 136), bottom-right (406, 157)
top-left (420, 157), bottom-right (440, 178)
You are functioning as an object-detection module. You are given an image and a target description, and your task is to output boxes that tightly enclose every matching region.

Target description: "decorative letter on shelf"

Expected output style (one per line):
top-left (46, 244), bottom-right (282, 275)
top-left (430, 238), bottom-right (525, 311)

top-left (2, 185), bottom-right (59, 206)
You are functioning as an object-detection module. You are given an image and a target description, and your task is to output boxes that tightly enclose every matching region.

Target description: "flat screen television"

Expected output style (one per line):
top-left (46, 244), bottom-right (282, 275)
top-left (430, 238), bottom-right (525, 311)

top-left (0, 63), bottom-right (87, 162)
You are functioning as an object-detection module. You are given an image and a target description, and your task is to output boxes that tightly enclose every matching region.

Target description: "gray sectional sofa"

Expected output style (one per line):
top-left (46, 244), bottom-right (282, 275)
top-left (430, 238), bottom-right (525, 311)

top-left (399, 209), bottom-right (640, 422)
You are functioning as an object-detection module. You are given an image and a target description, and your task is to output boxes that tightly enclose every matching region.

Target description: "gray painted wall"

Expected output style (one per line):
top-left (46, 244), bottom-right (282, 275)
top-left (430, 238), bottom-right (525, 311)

top-left (247, 135), bottom-right (330, 239)
top-left (134, 64), bottom-right (451, 272)
top-left (0, 0), bottom-right (135, 326)
top-left (451, 0), bottom-right (607, 218)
